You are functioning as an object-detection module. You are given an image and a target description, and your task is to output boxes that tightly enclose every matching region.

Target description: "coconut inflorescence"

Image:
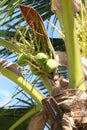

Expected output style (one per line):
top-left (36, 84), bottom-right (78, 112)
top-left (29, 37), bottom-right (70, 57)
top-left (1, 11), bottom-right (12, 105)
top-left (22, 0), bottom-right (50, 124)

top-left (17, 52), bottom-right (58, 74)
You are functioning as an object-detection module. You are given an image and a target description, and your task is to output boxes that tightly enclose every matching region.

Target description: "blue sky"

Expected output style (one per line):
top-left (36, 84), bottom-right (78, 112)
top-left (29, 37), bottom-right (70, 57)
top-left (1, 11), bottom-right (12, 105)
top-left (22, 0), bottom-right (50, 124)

top-left (0, 75), bottom-right (15, 107)
top-left (0, 16), bottom-right (61, 107)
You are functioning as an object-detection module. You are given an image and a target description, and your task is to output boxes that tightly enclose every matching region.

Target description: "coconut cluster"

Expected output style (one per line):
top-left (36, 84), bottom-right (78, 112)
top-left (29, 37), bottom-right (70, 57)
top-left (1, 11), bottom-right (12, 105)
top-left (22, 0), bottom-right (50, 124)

top-left (17, 52), bottom-right (58, 74)
top-left (35, 52), bottom-right (58, 73)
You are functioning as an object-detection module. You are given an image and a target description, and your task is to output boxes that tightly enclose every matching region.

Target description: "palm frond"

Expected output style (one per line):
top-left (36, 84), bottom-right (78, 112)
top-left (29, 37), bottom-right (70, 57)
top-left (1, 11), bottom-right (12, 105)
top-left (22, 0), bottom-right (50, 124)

top-left (0, 105), bottom-right (39, 130)
top-left (0, 0), bottom-right (52, 32)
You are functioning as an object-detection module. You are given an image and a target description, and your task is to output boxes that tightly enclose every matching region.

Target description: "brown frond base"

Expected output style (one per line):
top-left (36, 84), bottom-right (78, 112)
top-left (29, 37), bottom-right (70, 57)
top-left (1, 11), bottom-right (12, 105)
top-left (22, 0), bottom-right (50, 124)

top-left (27, 89), bottom-right (87, 130)
top-left (42, 89), bottom-right (87, 130)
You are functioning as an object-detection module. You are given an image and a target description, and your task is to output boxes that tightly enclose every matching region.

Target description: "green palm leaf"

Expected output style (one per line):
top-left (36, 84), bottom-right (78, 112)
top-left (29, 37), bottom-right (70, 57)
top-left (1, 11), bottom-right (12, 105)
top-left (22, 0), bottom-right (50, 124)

top-left (0, 0), bottom-right (52, 30)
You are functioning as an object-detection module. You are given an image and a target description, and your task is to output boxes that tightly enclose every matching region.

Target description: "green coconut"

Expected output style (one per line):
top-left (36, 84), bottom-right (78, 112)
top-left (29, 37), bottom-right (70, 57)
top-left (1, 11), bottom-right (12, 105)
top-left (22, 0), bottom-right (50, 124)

top-left (45, 59), bottom-right (58, 73)
top-left (35, 52), bottom-right (49, 66)
top-left (17, 53), bottom-right (28, 66)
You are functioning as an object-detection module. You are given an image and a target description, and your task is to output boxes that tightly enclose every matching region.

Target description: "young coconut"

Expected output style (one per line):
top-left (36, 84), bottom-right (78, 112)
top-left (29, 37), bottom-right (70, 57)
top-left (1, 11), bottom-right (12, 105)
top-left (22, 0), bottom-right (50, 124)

top-left (35, 52), bottom-right (49, 66)
top-left (45, 59), bottom-right (58, 73)
top-left (17, 53), bottom-right (28, 66)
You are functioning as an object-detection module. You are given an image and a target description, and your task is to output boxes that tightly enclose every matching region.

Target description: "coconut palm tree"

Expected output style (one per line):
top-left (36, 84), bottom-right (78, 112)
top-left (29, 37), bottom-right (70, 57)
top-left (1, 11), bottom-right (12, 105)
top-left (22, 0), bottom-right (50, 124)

top-left (0, 0), bottom-right (87, 130)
